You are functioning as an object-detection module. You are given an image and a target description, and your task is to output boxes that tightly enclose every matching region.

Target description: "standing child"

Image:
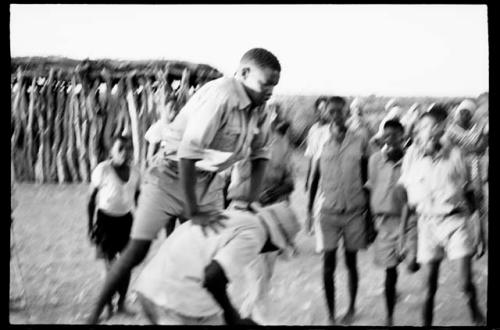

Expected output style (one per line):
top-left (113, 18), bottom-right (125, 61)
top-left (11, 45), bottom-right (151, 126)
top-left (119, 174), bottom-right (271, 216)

top-left (88, 135), bottom-right (141, 319)
top-left (397, 105), bottom-right (486, 326)
top-left (365, 119), bottom-right (406, 326)
top-left (304, 96), bottom-right (330, 253)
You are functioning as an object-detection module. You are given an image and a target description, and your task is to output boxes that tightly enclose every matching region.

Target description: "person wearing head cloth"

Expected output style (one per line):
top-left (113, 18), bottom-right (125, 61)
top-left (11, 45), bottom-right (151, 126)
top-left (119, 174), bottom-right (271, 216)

top-left (133, 202), bottom-right (300, 325)
top-left (346, 97), bottom-right (374, 143)
top-left (400, 103), bottom-right (423, 148)
top-left (371, 104), bottom-right (406, 151)
top-left (443, 99), bottom-right (488, 218)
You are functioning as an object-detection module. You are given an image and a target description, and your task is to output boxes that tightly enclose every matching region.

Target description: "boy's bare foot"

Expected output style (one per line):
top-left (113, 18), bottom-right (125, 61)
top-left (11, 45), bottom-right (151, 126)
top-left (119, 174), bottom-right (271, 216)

top-left (340, 309), bottom-right (355, 325)
top-left (104, 303), bottom-right (114, 320)
top-left (116, 302), bottom-right (137, 316)
top-left (472, 311), bottom-right (486, 326)
top-left (327, 316), bottom-right (337, 325)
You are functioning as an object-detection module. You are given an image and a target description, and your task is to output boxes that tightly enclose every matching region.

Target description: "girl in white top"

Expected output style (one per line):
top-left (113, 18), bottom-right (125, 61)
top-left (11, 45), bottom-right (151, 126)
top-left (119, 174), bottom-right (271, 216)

top-left (145, 95), bottom-right (180, 167)
top-left (87, 135), bottom-right (141, 320)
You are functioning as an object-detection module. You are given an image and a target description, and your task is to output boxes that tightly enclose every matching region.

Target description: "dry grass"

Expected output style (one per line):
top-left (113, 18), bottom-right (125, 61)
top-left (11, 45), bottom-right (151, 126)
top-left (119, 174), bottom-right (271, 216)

top-left (10, 151), bottom-right (487, 325)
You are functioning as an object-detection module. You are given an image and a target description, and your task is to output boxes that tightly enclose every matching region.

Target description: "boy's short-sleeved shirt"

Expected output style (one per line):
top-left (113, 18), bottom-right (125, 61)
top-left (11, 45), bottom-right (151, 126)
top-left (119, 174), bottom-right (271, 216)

top-left (398, 144), bottom-right (470, 216)
top-left (134, 210), bottom-right (267, 318)
top-left (156, 77), bottom-right (272, 173)
top-left (91, 160), bottom-right (141, 216)
top-left (144, 120), bottom-right (171, 147)
top-left (319, 129), bottom-right (369, 213)
top-left (365, 149), bottom-right (402, 215)
top-left (228, 132), bottom-right (294, 202)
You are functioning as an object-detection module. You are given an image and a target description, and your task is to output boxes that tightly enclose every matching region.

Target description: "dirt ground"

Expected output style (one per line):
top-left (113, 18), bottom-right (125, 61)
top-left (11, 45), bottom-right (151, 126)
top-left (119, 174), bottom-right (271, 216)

top-left (10, 155), bottom-right (488, 325)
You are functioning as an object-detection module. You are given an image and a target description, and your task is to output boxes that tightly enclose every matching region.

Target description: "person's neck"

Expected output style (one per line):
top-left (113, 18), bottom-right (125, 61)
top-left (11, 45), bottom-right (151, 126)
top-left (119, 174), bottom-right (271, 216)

top-left (235, 76), bottom-right (260, 108)
top-left (458, 121), bottom-right (471, 130)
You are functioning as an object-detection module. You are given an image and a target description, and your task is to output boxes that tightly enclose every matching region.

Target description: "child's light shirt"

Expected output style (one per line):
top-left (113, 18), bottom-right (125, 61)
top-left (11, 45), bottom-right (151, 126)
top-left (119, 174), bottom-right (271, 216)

top-left (91, 160), bottom-right (141, 216)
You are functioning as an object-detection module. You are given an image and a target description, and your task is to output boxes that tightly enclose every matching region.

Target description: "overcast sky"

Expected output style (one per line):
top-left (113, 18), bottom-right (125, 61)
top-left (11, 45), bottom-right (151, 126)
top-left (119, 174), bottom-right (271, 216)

top-left (10, 4), bottom-right (488, 97)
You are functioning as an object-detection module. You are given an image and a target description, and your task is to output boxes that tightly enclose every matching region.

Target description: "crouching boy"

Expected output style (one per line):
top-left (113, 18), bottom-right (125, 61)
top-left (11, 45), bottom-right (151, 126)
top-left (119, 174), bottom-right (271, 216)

top-left (133, 202), bottom-right (300, 325)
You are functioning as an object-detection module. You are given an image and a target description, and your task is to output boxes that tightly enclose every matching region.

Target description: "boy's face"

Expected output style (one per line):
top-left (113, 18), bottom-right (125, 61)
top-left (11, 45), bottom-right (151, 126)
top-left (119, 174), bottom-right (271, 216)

top-left (417, 115), bottom-right (446, 153)
top-left (382, 126), bottom-right (404, 152)
top-left (328, 101), bottom-right (347, 128)
top-left (458, 109), bottom-right (472, 127)
top-left (111, 139), bottom-right (133, 165)
top-left (241, 64), bottom-right (280, 106)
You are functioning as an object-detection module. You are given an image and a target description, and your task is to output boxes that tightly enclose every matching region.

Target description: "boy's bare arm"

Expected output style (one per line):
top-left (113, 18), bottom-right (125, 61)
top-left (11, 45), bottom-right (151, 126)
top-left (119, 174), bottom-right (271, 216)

top-left (87, 188), bottom-right (98, 239)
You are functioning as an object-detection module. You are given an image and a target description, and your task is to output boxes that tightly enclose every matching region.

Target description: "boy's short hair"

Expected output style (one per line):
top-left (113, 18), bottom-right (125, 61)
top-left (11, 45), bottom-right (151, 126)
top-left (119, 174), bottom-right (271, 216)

top-left (383, 119), bottom-right (405, 133)
top-left (421, 103), bottom-right (448, 123)
top-left (114, 134), bottom-right (132, 146)
top-left (314, 96), bottom-right (328, 109)
top-left (328, 96), bottom-right (347, 107)
top-left (241, 48), bottom-right (281, 72)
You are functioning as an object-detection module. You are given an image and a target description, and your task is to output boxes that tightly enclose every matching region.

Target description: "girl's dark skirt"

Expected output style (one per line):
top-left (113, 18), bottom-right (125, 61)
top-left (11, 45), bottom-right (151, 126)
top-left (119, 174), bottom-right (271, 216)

top-left (93, 210), bottom-right (133, 260)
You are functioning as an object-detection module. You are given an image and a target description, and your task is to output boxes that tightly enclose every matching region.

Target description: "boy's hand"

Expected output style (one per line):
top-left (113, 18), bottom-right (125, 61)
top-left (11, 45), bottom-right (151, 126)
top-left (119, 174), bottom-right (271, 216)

top-left (475, 234), bottom-right (486, 259)
top-left (191, 210), bottom-right (228, 236)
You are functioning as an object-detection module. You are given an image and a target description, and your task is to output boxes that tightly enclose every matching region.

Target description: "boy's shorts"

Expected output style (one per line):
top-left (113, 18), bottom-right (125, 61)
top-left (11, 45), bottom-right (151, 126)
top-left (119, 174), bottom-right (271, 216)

top-left (417, 213), bottom-right (474, 264)
top-left (373, 215), bottom-right (400, 268)
top-left (319, 210), bottom-right (367, 252)
top-left (130, 159), bottom-right (225, 240)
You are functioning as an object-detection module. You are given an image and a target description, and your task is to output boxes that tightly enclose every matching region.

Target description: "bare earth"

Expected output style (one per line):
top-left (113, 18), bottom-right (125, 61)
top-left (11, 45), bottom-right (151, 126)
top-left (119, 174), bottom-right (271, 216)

top-left (10, 157), bottom-right (488, 325)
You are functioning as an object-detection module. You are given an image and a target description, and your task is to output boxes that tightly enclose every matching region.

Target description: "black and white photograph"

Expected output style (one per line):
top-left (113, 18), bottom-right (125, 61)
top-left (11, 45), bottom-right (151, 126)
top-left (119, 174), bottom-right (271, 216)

top-left (9, 4), bottom-right (489, 326)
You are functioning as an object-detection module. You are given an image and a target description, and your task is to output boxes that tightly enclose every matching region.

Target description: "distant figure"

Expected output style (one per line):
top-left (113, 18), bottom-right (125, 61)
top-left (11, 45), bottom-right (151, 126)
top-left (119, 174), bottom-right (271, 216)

top-left (304, 96), bottom-right (330, 253)
top-left (88, 135), bottom-right (141, 319)
top-left (133, 202), bottom-right (300, 325)
top-left (397, 105), bottom-right (486, 326)
top-left (444, 99), bottom-right (488, 216)
top-left (144, 95), bottom-right (180, 166)
top-left (400, 103), bottom-right (422, 148)
top-left (346, 97), bottom-right (374, 143)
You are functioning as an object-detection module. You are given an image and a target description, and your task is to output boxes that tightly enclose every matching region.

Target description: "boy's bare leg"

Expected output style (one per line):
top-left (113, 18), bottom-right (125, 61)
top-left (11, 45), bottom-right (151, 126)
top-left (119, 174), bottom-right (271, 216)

top-left (422, 260), bottom-right (440, 326)
top-left (87, 239), bottom-right (152, 324)
top-left (341, 250), bottom-right (358, 324)
top-left (104, 258), bottom-right (116, 320)
top-left (116, 270), bottom-right (135, 316)
top-left (457, 256), bottom-right (485, 325)
top-left (385, 266), bottom-right (398, 326)
top-left (322, 249), bottom-right (337, 324)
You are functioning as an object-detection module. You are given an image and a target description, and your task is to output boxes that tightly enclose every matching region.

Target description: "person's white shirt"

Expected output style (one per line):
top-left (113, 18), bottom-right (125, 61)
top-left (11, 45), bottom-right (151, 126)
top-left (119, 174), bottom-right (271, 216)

top-left (91, 160), bottom-right (141, 216)
top-left (144, 120), bottom-right (171, 147)
top-left (304, 122), bottom-right (331, 161)
top-left (134, 209), bottom-right (267, 318)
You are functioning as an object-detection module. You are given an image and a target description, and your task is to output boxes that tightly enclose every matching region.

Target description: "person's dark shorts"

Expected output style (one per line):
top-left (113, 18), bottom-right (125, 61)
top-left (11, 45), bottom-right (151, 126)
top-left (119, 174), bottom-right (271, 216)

top-left (93, 210), bottom-right (133, 260)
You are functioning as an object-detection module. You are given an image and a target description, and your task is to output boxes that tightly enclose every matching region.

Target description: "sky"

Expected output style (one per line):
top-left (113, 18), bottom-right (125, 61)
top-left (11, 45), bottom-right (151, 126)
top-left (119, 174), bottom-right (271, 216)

top-left (10, 4), bottom-right (488, 97)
